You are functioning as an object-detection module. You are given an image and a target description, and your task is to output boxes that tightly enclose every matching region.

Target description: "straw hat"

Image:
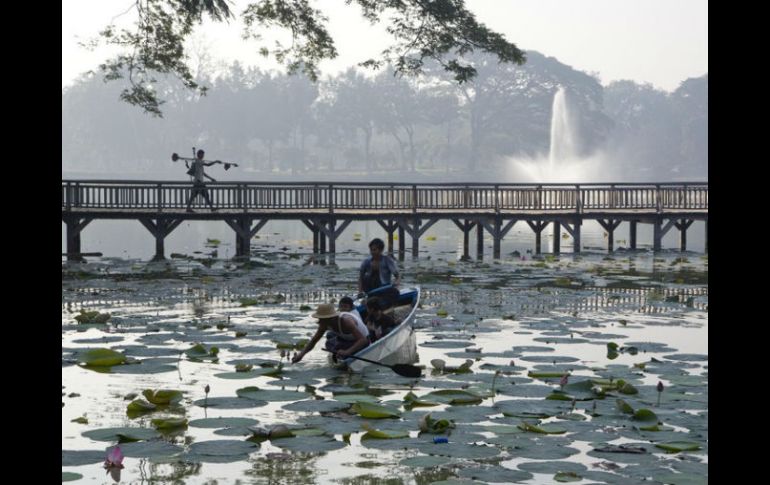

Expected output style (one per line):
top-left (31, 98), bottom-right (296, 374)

top-left (311, 303), bottom-right (339, 319)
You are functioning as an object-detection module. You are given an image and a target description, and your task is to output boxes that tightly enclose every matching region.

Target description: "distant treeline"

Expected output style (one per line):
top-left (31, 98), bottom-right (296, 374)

top-left (62, 51), bottom-right (707, 181)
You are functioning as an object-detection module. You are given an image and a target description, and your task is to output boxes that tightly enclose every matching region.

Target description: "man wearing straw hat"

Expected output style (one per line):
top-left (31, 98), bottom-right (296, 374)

top-left (291, 302), bottom-right (370, 363)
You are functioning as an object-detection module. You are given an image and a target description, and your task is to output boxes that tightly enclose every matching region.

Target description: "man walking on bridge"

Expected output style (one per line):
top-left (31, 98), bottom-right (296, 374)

top-left (185, 149), bottom-right (217, 212)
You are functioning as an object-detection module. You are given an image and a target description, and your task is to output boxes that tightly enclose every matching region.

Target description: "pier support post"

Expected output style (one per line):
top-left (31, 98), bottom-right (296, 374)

top-left (376, 220), bottom-right (398, 254)
top-left (63, 217), bottom-right (93, 262)
top-left (226, 218), bottom-right (268, 259)
top-left (561, 219), bottom-right (582, 253)
top-left (674, 219), bottom-right (694, 252)
top-left (653, 218), bottom-right (677, 252)
top-left (476, 222), bottom-right (484, 260)
top-left (526, 220), bottom-right (548, 255)
top-left (397, 218), bottom-right (438, 260)
top-left (139, 218), bottom-right (183, 261)
top-left (598, 219), bottom-right (622, 252)
top-left (475, 218), bottom-right (517, 259)
top-left (553, 221), bottom-right (561, 254)
top-left (452, 219), bottom-right (476, 260)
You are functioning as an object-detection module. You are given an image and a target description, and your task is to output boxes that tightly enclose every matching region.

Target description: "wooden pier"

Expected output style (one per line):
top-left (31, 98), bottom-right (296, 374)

top-left (62, 181), bottom-right (708, 261)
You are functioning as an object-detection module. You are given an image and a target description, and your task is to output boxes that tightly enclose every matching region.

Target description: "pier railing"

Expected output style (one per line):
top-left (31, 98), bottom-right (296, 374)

top-left (62, 181), bottom-right (708, 213)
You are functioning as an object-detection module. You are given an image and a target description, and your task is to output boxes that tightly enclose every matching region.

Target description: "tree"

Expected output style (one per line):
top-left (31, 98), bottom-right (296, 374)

top-left (280, 73), bottom-right (320, 173)
top-left (423, 51), bottom-right (602, 170)
top-left (375, 69), bottom-right (426, 171)
top-left (88, 0), bottom-right (525, 116)
top-left (421, 86), bottom-right (463, 172)
top-left (604, 80), bottom-right (683, 178)
top-left (329, 69), bottom-right (381, 172)
top-left (671, 75), bottom-right (708, 176)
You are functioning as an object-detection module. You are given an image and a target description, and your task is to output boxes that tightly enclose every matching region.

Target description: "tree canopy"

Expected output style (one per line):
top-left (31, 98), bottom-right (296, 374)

top-left (90, 0), bottom-right (526, 116)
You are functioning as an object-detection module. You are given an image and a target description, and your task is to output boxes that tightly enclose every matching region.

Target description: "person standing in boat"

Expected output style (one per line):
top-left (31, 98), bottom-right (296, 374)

top-left (358, 238), bottom-right (401, 308)
top-left (291, 303), bottom-right (369, 363)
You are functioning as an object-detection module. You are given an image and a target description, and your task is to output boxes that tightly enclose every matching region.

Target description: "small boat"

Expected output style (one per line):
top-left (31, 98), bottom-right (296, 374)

top-left (332, 286), bottom-right (420, 372)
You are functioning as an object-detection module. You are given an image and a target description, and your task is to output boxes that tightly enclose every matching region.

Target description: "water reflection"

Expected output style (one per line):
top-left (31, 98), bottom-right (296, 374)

top-left (63, 285), bottom-right (708, 318)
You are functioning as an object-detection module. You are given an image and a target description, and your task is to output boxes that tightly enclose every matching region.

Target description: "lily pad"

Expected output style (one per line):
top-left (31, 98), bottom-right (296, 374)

top-left (554, 471), bottom-right (582, 482)
top-left (633, 409), bottom-right (659, 423)
top-left (271, 435), bottom-right (346, 454)
top-left (457, 465), bottom-right (534, 483)
top-left (189, 417), bottom-right (259, 429)
top-left (624, 342), bottom-right (678, 353)
top-left (518, 461), bottom-right (588, 474)
top-left (551, 379), bottom-right (604, 400)
top-left (214, 368), bottom-right (282, 379)
top-left (192, 397), bottom-right (268, 409)
top-left (185, 343), bottom-right (219, 361)
top-left (528, 371), bottom-right (569, 378)
top-left (496, 399), bottom-right (570, 419)
top-left (513, 345), bottom-right (556, 352)
top-left (413, 441), bottom-right (500, 459)
top-left (74, 310), bottom-right (111, 324)
top-left (82, 427), bottom-right (160, 442)
top-left (418, 413), bottom-right (456, 433)
top-left (351, 401), bottom-right (401, 419)
top-left (110, 358), bottom-right (177, 375)
top-left (481, 424), bottom-right (525, 435)
top-left (361, 424), bottom-right (410, 439)
top-left (616, 399), bottom-right (635, 414)
top-left (236, 386), bottom-right (311, 402)
top-left (424, 389), bottom-right (483, 405)
top-left (72, 335), bottom-right (123, 344)
top-left (499, 384), bottom-right (554, 398)
top-left (61, 472), bottom-right (83, 482)
top-left (77, 348), bottom-right (126, 367)
top-left (61, 449), bottom-right (105, 466)
top-left (399, 455), bottom-right (452, 467)
top-left (213, 427), bottom-right (253, 437)
top-left (533, 337), bottom-right (589, 344)
top-left (142, 389), bottom-right (183, 405)
top-left (151, 417), bottom-right (188, 430)
top-left (651, 471), bottom-right (708, 485)
top-left (654, 441), bottom-right (702, 453)
top-left (291, 428), bottom-right (327, 437)
top-left (403, 391), bottom-right (440, 407)
top-left (282, 399), bottom-right (351, 413)
top-left (663, 353), bottom-right (708, 362)
top-left (513, 441), bottom-right (580, 460)
top-left (126, 399), bottom-right (157, 417)
top-left (119, 440), bottom-right (184, 458)
top-left (188, 440), bottom-right (258, 456)
top-left (297, 414), bottom-right (363, 435)
top-left (519, 355), bottom-right (580, 363)
top-left (517, 421), bottom-right (567, 434)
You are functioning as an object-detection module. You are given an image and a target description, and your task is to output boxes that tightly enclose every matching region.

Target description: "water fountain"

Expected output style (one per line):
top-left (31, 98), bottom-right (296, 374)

top-left (509, 85), bottom-right (611, 183)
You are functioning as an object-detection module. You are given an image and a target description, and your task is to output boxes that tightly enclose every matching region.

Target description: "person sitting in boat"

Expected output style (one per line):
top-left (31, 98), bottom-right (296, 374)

top-left (358, 238), bottom-right (401, 308)
top-left (338, 296), bottom-right (362, 321)
top-left (291, 303), bottom-right (369, 363)
top-left (364, 296), bottom-right (397, 343)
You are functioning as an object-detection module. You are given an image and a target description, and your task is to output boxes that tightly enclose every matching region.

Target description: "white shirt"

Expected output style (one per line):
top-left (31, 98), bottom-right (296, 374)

top-left (336, 311), bottom-right (369, 341)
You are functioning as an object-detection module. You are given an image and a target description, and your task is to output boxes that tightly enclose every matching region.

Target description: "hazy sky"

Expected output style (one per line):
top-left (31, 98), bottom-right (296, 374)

top-left (62, 0), bottom-right (707, 92)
